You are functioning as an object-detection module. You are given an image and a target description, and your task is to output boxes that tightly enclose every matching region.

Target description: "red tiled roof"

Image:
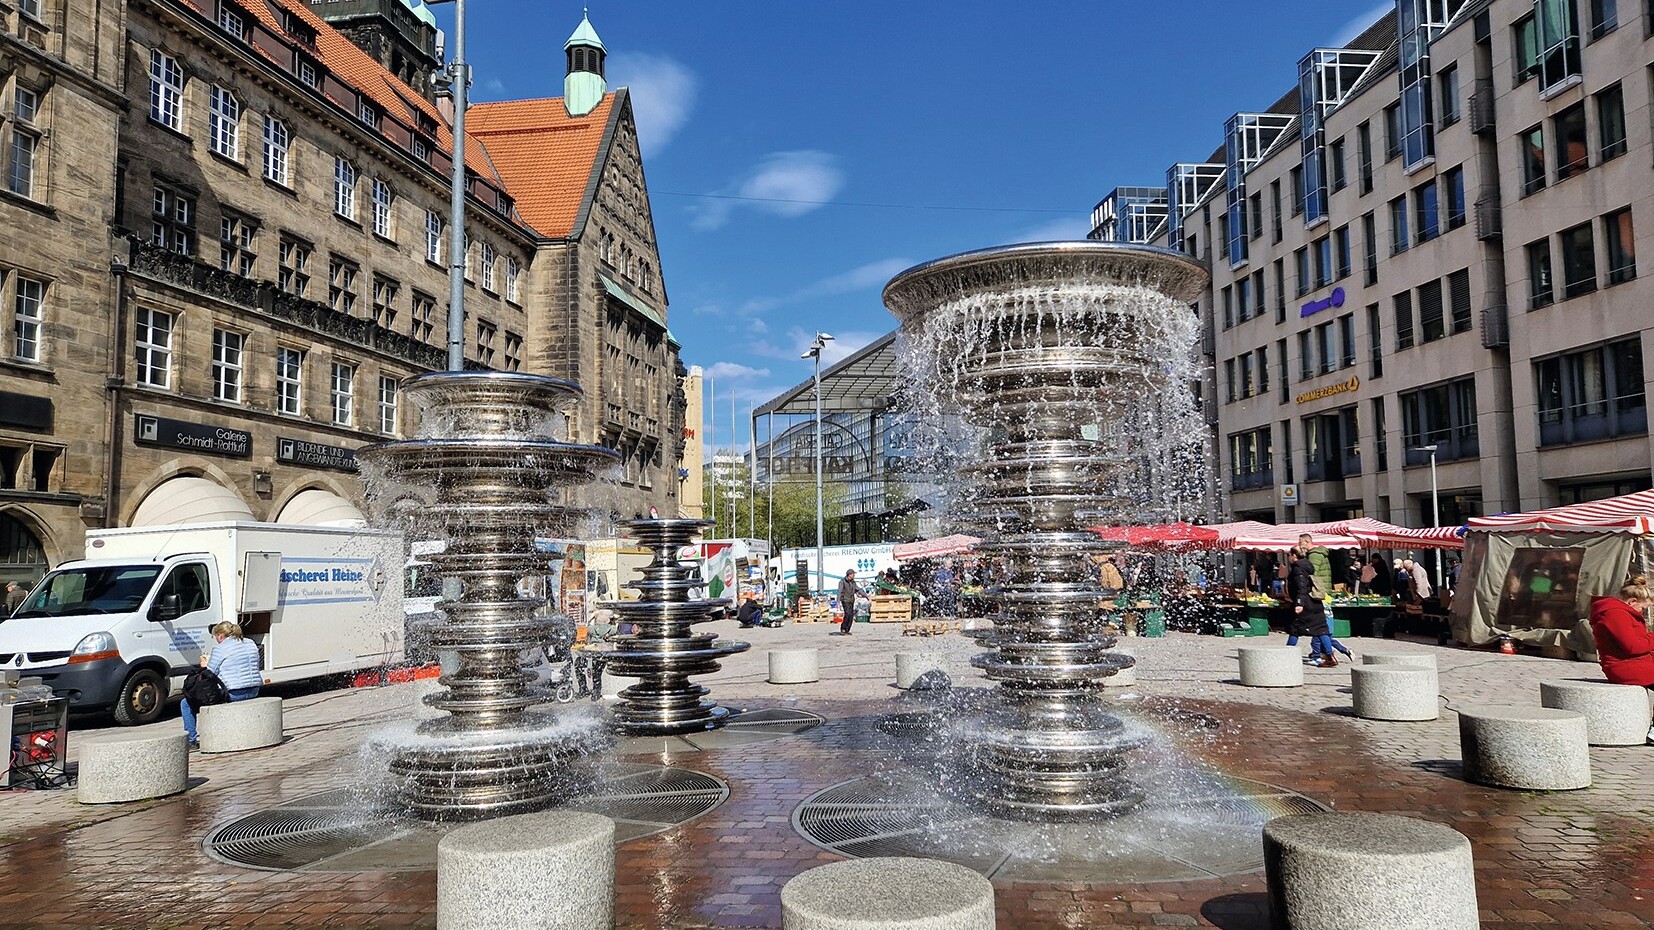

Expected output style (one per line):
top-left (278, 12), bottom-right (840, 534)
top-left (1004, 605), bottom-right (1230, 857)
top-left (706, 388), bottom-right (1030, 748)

top-left (466, 94), bottom-right (616, 239)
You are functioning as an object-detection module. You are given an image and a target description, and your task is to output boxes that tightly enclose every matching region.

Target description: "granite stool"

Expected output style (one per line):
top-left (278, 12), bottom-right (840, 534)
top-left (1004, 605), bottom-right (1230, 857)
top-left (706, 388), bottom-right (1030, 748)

top-left (1351, 666), bottom-right (1439, 721)
top-left (895, 652), bottom-right (948, 690)
top-left (769, 648), bottom-right (820, 685)
top-left (781, 856), bottom-right (995, 930)
top-left (199, 697), bottom-right (283, 753)
top-left (77, 731), bottom-right (189, 804)
top-left (1264, 812), bottom-right (1478, 930)
top-left (1360, 651), bottom-right (1437, 669)
top-left (1457, 704), bottom-right (1591, 790)
top-left (437, 811), bottom-right (615, 930)
top-left (1540, 680), bottom-right (1653, 746)
top-left (1238, 645), bottom-right (1304, 687)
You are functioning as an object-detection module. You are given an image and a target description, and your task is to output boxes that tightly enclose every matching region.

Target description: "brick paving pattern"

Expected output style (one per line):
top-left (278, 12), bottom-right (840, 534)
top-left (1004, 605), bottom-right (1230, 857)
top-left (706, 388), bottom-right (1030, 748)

top-left (1, 623), bottom-right (1650, 928)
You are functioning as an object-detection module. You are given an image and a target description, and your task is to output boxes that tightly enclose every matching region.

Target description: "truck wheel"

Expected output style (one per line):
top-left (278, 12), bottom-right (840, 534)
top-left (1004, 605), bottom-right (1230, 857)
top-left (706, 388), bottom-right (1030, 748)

top-left (113, 668), bottom-right (166, 726)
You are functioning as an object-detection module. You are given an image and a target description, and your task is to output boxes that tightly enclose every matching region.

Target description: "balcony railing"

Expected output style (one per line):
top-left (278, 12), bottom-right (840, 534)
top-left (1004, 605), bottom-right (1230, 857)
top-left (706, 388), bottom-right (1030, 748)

top-left (1480, 305), bottom-right (1509, 348)
top-left (1474, 197), bottom-right (1502, 240)
top-left (1229, 469), bottom-right (1274, 492)
top-left (1469, 79), bottom-right (1497, 134)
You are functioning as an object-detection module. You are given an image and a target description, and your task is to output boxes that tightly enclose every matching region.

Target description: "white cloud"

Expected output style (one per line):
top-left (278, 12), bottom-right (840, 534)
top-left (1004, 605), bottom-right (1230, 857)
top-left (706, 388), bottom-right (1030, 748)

top-left (691, 151), bottom-right (845, 230)
top-left (609, 52), bottom-right (696, 158)
top-left (1007, 215), bottom-right (1092, 243)
top-left (704, 361), bottom-right (771, 380)
top-left (790, 258), bottom-right (913, 301)
top-left (749, 328), bottom-right (882, 366)
top-left (1330, 3), bottom-right (1393, 47)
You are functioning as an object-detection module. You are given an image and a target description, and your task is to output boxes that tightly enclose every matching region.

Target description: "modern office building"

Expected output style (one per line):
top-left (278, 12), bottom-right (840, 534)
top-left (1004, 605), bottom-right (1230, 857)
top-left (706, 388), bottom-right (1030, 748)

top-left (1099, 0), bottom-right (1652, 529)
top-left (0, 1), bottom-right (687, 586)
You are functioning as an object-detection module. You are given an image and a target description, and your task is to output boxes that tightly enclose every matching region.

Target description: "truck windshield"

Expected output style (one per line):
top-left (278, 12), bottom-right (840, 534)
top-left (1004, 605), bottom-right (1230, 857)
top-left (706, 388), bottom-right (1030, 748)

top-left (10, 566), bottom-right (162, 618)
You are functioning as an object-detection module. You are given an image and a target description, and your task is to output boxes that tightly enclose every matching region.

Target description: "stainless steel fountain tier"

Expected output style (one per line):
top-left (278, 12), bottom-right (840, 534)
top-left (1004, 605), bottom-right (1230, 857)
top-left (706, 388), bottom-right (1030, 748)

top-left (884, 241), bottom-right (1209, 821)
top-left (602, 518), bottom-right (750, 734)
top-left (357, 370), bottom-right (620, 820)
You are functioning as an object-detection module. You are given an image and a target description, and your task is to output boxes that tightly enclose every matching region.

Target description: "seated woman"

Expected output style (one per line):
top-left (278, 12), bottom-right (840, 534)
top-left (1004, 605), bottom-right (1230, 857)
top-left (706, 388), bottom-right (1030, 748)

top-left (1589, 575), bottom-right (1654, 686)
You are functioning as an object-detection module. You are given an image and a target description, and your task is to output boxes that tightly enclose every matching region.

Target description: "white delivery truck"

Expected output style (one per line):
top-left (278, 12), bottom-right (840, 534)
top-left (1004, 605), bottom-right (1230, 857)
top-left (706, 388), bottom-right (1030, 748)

top-left (0, 522), bottom-right (405, 725)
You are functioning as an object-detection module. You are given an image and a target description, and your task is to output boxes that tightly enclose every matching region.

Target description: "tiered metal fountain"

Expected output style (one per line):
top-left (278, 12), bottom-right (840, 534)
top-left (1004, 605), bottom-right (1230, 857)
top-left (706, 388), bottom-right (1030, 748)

top-left (358, 371), bottom-right (620, 820)
top-left (602, 518), bottom-right (750, 734)
top-left (883, 241), bottom-right (1209, 820)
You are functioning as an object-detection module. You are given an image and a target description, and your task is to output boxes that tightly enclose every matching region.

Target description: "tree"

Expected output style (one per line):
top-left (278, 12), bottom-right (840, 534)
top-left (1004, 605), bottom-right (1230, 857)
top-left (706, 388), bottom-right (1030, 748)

top-left (702, 461), bottom-right (848, 549)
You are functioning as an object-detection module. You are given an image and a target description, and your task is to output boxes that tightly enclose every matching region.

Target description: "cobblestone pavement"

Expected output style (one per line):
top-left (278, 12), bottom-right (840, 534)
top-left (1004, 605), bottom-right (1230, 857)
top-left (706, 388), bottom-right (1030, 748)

top-left (1, 621), bottom-right (1649, 928)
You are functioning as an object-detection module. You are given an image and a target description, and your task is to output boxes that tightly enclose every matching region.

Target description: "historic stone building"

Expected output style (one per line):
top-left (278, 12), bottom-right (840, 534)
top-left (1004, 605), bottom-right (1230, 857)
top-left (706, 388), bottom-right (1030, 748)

top-left (0, 0), bottom-right (684, 584)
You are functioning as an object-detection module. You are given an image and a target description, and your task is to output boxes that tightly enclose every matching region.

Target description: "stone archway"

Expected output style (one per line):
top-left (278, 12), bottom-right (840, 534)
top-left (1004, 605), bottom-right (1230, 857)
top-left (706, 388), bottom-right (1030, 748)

top-left (0, 510), bottom-right (49, 589)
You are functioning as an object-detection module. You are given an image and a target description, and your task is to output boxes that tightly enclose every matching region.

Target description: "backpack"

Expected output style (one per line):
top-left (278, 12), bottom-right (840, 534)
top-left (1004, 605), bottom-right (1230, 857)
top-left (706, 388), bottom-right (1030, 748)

top-left (1309, 574), bottom-right (1328, 601)
top-left (183, 667), bottom-right (230, 708)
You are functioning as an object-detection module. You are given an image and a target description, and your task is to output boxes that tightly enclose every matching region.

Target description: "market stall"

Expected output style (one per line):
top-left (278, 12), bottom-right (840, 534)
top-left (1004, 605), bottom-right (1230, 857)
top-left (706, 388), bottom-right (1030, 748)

top-left (1451, 490), bottom-right (1654, 653)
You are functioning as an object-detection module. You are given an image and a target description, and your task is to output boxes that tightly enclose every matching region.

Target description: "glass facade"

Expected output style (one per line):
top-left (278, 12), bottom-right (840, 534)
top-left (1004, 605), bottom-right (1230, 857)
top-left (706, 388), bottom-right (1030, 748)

top-left (1089, 186), bottom-right (1170, 244)
top-left (1223, 113), bottom-right (1294, 266)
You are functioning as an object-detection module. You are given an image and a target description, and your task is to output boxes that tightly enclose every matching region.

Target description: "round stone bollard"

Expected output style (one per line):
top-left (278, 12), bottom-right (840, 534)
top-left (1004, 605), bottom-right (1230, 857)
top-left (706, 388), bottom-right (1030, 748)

top-left (437, 811), bottom-right (615, 930)
top-left (77, 731), bottom-right (189, 804)
top-left (1351, 666), bottom-right (1439, 721)
top-left (769, 648), bottom-right (820, 685)
top-left (1361, 651), bottom-right (1438, 669)
top-left (199, 697), bottom-right (284, 753)
top-left (1238, 645), bottom-right (1304, 687)
top-left (1264, 812), bottom-right (1478, 930)
top-left (1457, 705), bottom-right (1591, 790)
top-left (895, 652), bottom-right (948, 690)
top-left (1540, 680), bottom-right (1653, 746)
top-left (781, 857), bottom-right (995, 930)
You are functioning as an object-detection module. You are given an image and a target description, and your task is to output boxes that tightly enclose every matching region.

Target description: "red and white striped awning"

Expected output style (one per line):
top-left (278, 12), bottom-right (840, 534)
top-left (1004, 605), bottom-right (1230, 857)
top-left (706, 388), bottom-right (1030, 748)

top-left (1467, 489), bottom-right (1654, 535)
top-left (892, 534), bottom-right (981, 561)
top-left (1206, 518), bottom-right (1464, 550)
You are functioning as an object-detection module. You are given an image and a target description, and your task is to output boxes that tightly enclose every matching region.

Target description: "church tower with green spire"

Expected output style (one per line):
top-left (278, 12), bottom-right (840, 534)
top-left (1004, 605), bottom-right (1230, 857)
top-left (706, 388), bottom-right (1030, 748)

top-left (564, 11), bottom-right (607, 117)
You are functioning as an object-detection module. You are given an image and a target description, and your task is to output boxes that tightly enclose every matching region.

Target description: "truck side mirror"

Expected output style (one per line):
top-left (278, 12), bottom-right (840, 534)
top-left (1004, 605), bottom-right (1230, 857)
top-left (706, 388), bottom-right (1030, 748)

top-left (151, 593), bottom-right (181, 622)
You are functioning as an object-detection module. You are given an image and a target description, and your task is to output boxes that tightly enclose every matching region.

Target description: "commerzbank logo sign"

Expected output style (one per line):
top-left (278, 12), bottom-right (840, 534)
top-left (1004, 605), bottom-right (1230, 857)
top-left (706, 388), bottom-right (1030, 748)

top-left (278, 557), bottom-right (387, 606)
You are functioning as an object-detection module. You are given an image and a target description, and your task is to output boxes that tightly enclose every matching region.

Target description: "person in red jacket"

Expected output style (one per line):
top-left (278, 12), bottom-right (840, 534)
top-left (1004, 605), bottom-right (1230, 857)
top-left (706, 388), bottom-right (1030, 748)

top-left (1589, 576), bottom-right (1654, 687)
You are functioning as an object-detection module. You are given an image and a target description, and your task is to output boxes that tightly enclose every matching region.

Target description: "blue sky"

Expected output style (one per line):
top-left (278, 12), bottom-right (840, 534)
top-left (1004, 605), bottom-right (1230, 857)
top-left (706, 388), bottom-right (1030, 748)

top-left (455, 1), bottom-right (1393, 448)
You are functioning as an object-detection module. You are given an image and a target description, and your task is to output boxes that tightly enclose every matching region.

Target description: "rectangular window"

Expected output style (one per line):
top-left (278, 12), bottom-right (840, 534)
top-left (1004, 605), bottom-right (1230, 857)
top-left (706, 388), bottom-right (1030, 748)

top-left (411, 292), bottom-right (436, 342)
top-left (1248, 192), bottom-right (1263, 241)
top-left (1589, 0), bottom-right (1618, 36)
top-left (134, 308), bottom-right (173, 388)
top-left (1520, 124), bottom-right (1546, 195)
top-left (1395, 292), bottom-right (1415, 350)
top-left (150, 185), bottom-right (195, 255)
top-left (425, 211), bottom-right (443, 263)
top-left (372, 276), bottom-right (399, 328)
top-left (1597, 84), bottom-right (1627, 160)
top-left (1357, 121), bottom-right (1374, 194)
top-left (1298, 331), bottom-right (1313, 381)
top-left (1414, 181), bottom-right (1440, 243)
top-left (149, 49), bottom-right (183, 130)
top-left (1329, 138), bottom-right (1347, 191)
top-left (1237, 277), bottom-right (1252, 323)
top-left (1270, 180), bottom-right (1283, 242)
top-left (276, 346), bottom-right (303, 416)
top-left (1437, 64), bottom-right (1461, 126)
top-left (1289, 166), bottom-right (1303, 217)
top-left (1527, 238), bottom-right (1555, 309)
top-left (1605, 207), bottom-right (1636, 285)
top-left (1515, 13), bottom-right (1541, 84)
top-left (12, 276), bottom-right (43, 362)
top-left (1383, 103), bottom-right (1402, 161)
top-left (278, 235), bottom-right (311, 297)
top-left (328, 258), bottom-right (359, 315)
top-left (1317, 321), bottom-right (1336, 374)
top-left (1224, 358), bottom-right (1236, 402)
top-left (371, 179), bottom-right (393, 238)
top-left (211, 329), bottom-right (245, 403)
top-left (333, 157), bottom-right (357, 220)
top-left (378, 376), bottom-right (398, 435)
top-left (330, 362), bottom-right (355, 427)
top-left (14, 87), bottom-right (38, 124)
top-left (481, 241), bottom-right (496, 292)
top-left (296, 57), bottom-right (318, 87)
top-left (1443, 166), bottom-right (1466, 229)
top-left (262, 117), bottom-right (290, 186)
top-left (1448, 269), bottom-right (1473, 334)
top-left (1221, 286), bottom-right (1233, 329)
top-left (1294, 247), bottom-right (1310, 296)
top-left (1272, 260), bottom-right (1286, 323)
top-left (218, 214), bottom-right (255, 276)
top-left (1401, 377), bottom-right (1479, 462)
top-left (504, 332), bottom-right (523, 372)
top-left (1361, 212), bottom-right (1378, 286)
top-left (218, 4), bottom-right (245, 38)
top-left (1313, 236), bottom-right (1333, 288)
top-left (1418, 279), bottom-right (1446, 343)
top-left (1338, 313), bottom-right (1356, 368)
top-left (476, 320), bottom-right (497, 367)
top-left (1256, 346), bottom-right (1270, 393)
top-left (1554, 103), bottom-right (1588, 180)
top-left (1239, 352), bottom-right (1255, 398)
top-left (1367, 303), bottom-right (1384, 378)
top-left (208, 86), bottom-right (240, 159)
top-left (505, 258), bottom-right (521, 303)
top-left (1372, 398), bottom-right (1388, 470)
top-left (1561, 222), bottom-right (1597, 298)
top-left (359, 100), bottom-right (378, 129)
top-left (7, 126), bottom-right (36, 198)
top-left (1537, 338), bottom-right (1644, 446)
top-left (1536, 0), bottom-right (1582, 90)
top-left (18, 0), bottom-right (40, 17)
top-left (1389, 196), bottom-right (1409, 254)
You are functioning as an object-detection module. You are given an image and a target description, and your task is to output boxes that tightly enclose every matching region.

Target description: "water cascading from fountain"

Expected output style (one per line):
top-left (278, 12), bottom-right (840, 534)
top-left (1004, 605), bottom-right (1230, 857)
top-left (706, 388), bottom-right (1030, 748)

top-left (357, 371), bottom-right (621, 820)
top-left (601, 518), bottom-right (750, 734)
top-left (883, 241), bottom-right (1210, 820)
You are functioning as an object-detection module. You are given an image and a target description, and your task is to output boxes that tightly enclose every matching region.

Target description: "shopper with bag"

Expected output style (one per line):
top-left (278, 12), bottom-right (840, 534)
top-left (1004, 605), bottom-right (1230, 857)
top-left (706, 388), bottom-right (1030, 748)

top-left (180, 621), bottom-right (263, 748)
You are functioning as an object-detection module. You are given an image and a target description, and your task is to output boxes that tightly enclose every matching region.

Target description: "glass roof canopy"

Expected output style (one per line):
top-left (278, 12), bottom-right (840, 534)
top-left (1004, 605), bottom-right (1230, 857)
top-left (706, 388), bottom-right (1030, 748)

top-left (753, 330), bottom-right (901, 417)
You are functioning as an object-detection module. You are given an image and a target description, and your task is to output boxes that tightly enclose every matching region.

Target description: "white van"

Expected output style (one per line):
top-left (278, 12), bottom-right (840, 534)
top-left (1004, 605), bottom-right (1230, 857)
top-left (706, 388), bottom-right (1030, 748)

top-left (0, 522), bottom-right (405, 725)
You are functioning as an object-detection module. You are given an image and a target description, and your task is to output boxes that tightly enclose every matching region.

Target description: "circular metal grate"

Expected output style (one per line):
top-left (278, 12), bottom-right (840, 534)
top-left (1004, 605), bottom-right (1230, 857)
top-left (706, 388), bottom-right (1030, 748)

top-left (792, 768), bottom-right (1328, 883)
top-left (613, 706), bottom-right (825, 755)
top-left (203, 763), bottom-right (728, 873)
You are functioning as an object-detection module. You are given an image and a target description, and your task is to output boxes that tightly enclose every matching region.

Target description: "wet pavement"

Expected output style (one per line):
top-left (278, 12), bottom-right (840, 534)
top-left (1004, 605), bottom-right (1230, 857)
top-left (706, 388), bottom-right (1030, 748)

top-left (1, 622), bottom-right (1650, 928)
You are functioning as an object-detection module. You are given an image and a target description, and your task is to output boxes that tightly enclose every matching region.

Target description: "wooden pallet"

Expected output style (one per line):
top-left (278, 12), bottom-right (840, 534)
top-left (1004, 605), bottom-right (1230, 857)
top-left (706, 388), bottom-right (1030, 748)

top-left (902, 619), bottom-right (962, 637)
top-left (869, 595), bottom-right (913, 623)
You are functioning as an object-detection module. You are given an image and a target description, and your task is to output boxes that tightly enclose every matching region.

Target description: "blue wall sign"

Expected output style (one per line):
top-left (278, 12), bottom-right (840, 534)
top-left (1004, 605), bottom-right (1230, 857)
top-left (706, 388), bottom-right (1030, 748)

top-left (1299, 286), bottom-right (1346, 318)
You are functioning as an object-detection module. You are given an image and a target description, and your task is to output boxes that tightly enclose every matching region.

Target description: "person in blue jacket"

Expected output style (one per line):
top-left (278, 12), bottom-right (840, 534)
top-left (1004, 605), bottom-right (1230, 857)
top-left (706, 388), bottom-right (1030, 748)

top-left (181, 621), bottom-right (263, 747)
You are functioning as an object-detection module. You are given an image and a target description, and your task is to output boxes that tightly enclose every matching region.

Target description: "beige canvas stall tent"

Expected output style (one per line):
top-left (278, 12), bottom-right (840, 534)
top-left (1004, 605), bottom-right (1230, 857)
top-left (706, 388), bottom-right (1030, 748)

top-left (1451, 491), bottom-right (1654, 652)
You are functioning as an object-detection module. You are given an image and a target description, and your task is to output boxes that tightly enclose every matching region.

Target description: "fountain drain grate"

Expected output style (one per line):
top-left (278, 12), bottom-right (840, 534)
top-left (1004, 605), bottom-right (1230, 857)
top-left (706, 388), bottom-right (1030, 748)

top-left (792, 769), bottom-right (1329, 884)
top-left (203, 763), bottom-right (728, 873)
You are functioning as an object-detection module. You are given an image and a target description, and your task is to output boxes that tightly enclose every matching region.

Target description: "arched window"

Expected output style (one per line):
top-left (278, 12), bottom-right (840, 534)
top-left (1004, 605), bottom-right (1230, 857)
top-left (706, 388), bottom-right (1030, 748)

top-left (0, 512), bottom-right (49, 586)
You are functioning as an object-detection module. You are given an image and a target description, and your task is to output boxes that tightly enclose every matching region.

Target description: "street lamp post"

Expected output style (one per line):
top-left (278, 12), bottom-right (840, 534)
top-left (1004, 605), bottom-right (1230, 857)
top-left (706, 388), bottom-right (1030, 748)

top-left (802, 333), bottom-right (833, 601)
top-left (1413, 444), bottom-right (1442, 589)
top-left (428, 0), bottom-right (469, 371)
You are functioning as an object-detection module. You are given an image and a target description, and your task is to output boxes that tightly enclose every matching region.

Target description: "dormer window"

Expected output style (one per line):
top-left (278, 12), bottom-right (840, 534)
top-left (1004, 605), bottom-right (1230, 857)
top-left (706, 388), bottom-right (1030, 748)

top-left (359, 100), bottom-right (379, 128)
top-left (284, 12), bottom-right (317, 45)
top-left (411, 136), bottom-right (429, 162)
top-left (296, 56), bottom-right (318, 87)
top-left (416, 113), bottom-right (438, 135)
top-left (217, 4), bottom-right (246, 39)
